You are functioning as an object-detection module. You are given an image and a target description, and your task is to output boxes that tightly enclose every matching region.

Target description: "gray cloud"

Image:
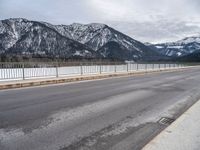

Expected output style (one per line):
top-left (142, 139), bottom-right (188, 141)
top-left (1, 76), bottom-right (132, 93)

top-left (0, 0), bottom-right (92, 24)
top-left (109, 21), bottom-right (200, 43)
top-left (0, 0), bottom-right (200, 43)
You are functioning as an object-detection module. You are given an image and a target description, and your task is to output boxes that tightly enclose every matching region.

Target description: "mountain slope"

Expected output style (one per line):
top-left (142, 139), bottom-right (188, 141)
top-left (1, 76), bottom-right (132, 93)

top-left (98, 41), bottom-right (164, 61)
top-left (52, 23), bottom-right (163, 61)
top-left (98, 41), bottom-right (134, 60)
top-left (153, 36), bottom-right (200, 57)
top-left (0, 18), bottom-right (99, 59)
top-left (177, 51), bottom-right (200, 62)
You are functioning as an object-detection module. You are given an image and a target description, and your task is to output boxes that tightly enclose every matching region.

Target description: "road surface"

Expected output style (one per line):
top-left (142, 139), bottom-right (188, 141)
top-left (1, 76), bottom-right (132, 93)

top-left (1, 67), bottom-right (200, 150)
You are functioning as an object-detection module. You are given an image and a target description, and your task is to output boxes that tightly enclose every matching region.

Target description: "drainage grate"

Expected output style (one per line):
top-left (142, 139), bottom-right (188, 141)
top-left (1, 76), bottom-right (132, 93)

top-left (158, 117), bottom-right (175, 125)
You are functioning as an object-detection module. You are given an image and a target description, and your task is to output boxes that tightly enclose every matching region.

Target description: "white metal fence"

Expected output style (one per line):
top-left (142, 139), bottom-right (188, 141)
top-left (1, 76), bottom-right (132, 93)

top-left (0, 62), bottom-right (185, 81)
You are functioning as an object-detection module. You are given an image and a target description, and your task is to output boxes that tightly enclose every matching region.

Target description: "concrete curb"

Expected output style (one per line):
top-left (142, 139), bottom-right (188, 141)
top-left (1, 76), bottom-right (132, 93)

top-left (142, 99), bottom-right (200, 150)
top-left (0, 67), bottom-right (192, 90)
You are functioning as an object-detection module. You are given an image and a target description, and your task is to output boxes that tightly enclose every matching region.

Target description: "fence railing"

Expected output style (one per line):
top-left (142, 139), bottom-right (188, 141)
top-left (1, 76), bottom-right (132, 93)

top-left (0, 62), bottom-right (185, 81)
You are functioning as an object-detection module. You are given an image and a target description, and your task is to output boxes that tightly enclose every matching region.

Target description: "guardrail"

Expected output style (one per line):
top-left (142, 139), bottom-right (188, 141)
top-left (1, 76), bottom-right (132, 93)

top-left (0, 62), bottom-right (185, 81)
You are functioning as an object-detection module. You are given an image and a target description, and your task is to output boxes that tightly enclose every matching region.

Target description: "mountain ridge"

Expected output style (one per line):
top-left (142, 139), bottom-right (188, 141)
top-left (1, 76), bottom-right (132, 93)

top-left (0, 18), bottom-right (169, 61)
top-left (152, 36), bottom-right (200, 59)
top-left (0, 18), bottom-right (100, 59)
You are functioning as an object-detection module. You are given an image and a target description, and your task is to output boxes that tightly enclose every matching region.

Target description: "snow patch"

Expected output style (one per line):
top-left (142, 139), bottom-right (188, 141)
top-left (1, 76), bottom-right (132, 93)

top-left (155, 46), bottom-right (164, 49)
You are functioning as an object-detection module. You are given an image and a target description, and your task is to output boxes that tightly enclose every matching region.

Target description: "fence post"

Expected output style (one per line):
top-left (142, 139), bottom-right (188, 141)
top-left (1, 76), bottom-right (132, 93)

top-left (22, 63), bottom-right (25, 80)
top-left (81, 63), bottom-right (83, 75)
top-left (56, 63), bottom-right (59, 78)
top-left (127, 63), bottom-right (129, 72)
top-left (145, 63), bottom-right (147, 73)
top-left (159, 63), bottom-right (161, 71)
top-left (115, 62), bottom-right (117, 73)
top-left (137, 63), bottom-right (139, 71)
top-left (100, 64), bottom-right (102, 74)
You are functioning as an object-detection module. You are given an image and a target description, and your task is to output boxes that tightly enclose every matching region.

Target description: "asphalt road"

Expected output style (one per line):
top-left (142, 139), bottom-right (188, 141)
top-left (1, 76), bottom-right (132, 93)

top-left (1, 67), bottom-right (200, 150)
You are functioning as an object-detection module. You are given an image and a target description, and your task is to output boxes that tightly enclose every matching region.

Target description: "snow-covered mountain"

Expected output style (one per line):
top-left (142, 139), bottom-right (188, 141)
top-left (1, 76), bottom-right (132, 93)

top-left (152, 36), bottom-right (200, 57)
top-left (53, 23), bottom-right (141, 50)
top-left (0, 18), bottom-right (163, 61)
top-left (177, 51), bottom-right (200, 62)
top-left (0, 18), bottom-right (99, 59)
top-left (47, 22), bottom-right (163, 61)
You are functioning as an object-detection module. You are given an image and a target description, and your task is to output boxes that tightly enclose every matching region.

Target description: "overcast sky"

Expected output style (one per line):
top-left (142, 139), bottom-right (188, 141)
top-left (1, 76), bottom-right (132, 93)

top-left (1, 0), bottom-right (200, 43)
